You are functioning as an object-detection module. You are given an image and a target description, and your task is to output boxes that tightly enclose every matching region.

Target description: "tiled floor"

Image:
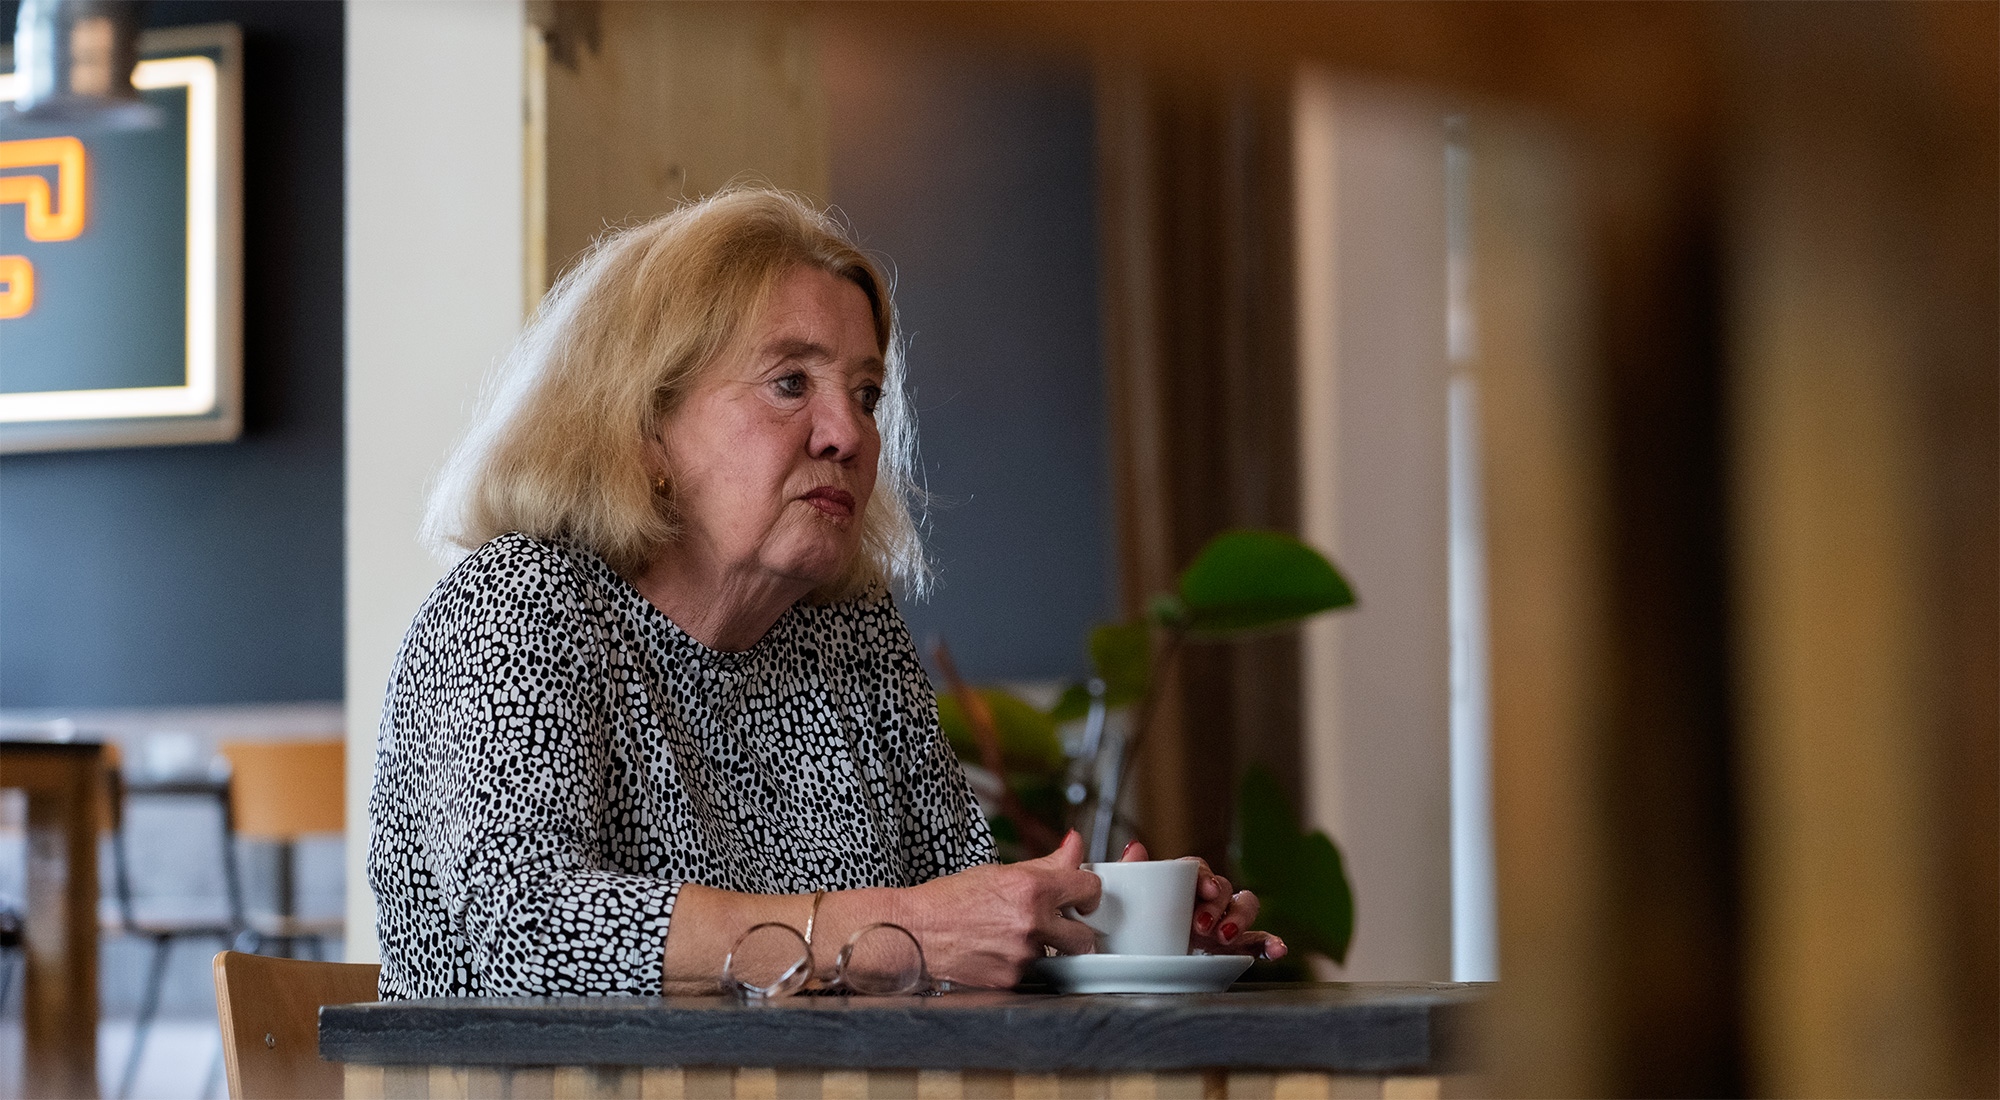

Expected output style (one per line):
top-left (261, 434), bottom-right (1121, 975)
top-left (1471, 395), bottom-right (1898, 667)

top-left (0, 1016), bottom-right (223, 1100)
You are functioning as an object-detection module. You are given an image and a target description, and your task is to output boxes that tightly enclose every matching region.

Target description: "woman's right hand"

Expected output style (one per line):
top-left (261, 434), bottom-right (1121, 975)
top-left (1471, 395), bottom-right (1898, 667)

top-left (890, 830), bottom-right (1102, 989)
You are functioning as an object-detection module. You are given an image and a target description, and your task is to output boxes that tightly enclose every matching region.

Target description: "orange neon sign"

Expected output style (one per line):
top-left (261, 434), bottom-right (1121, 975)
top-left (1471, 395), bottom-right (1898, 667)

top-left (0, 255), bottom-right (30, 319)
top-left (0, 137), bottom-right (86, 241)
top-left (0, 137), bottom-right (86, 321)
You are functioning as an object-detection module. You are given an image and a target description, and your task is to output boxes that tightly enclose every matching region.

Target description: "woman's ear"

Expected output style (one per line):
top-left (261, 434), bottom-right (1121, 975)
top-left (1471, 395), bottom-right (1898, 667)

top-left (640, 422), bottom-right (673, 493)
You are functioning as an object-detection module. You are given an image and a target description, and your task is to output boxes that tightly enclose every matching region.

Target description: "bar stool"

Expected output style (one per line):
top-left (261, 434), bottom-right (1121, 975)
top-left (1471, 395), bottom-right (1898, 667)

top-left (216, 741), bottom-right (345, 959)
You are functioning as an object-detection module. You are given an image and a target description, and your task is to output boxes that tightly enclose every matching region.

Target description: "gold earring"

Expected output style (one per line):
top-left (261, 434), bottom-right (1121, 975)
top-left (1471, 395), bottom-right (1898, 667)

top-left (652, 475), bottom-right (668, 493)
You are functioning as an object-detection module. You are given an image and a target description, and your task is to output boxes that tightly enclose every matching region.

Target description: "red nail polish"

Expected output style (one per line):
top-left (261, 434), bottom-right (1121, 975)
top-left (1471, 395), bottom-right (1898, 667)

top-left (1219, 922), bottom-right (1238, 941)
top-left (1196, 911), bottom-right (1214, 932)
top-left (1121, 840), bottom-right (1138, 857)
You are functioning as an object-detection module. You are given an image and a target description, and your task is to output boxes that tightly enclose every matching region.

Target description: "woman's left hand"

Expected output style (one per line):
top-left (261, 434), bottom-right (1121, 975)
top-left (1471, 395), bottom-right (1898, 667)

top-left (1117, 841), bottom-right (1287, 960)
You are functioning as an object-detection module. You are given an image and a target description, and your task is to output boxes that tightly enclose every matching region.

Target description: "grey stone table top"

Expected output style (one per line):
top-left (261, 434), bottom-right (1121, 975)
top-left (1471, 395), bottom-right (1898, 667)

top-left (320, 983), bottom-right (1484, 1075)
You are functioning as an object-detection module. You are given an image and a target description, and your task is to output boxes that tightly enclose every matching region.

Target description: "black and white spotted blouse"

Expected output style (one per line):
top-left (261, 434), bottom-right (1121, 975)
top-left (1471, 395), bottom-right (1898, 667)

top-left (368, 532), bottom-right (995, 999)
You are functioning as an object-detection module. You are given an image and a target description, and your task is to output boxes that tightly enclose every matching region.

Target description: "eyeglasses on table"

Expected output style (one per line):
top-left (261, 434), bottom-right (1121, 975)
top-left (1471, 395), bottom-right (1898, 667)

top-left (722, 921), bottom-right (948, 999)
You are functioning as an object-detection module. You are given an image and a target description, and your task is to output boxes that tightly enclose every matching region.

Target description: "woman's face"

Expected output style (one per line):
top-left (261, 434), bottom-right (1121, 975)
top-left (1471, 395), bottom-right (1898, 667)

top-left (655, 266), bottom-right (884, 594)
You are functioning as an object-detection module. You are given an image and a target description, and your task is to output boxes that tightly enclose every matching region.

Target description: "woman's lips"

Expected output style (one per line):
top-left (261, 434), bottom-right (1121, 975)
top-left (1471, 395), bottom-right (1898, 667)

top-left (802, 487), bottom-right (856, 518)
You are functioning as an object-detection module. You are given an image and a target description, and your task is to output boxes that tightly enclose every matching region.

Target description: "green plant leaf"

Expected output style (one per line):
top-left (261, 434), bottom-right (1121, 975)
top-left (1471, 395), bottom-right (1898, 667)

top-left (1088, 622), bottom-right (1151, 708)
top-left (1009, 771), bottom-right (1069, 834)
top-left (936, 688), bottom-right (1067, 774)
top-left (1048, 682), bottom-right (1094, 724)
top-left (1177, 530), bottom-right (1355, 638)
top-left (1262, 830), bottom-right (1354, 966)
top-left (1233, 765), bottom-right (1355, 966)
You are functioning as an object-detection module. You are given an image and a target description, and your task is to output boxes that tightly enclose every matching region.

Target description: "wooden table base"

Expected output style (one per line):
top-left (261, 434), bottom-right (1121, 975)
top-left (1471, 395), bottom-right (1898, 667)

top-left (2, 742), bottom-right (103, 1100)
top-left (345, 1065), bottom-right (1475, 1100)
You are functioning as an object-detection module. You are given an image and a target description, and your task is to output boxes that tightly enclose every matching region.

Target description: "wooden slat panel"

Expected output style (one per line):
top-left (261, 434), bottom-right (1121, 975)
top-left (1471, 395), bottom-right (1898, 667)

top-left (428, 1066), bottom-right (470, 1100)
top-left (820, 1070), bottom-right (870, 1100)
top-left (957, 1071), bottom-right (1013, 1099)
top-left (778, 1067), bottom-right (824, 1099)
top-left (660, 1068), bottom-right (722, 1099)
top-left (506, 1067), bottom-right (556, 1100)
top-left (1143, 1072), bottom-right (1209, 1099)
top-left (1269, 1072), bottom-right (1332, 1100)
top-left (639, 1067), bottom-right (685, 1100)
top-left (382, 1065), bottom-right (432, 1100)
top-left (465, 1067), bottom-right (507, 1100)
top-left (551, 1065), bottom-right (641, 1099)
top-left (338, 1065), bottom-right (1425, 1100)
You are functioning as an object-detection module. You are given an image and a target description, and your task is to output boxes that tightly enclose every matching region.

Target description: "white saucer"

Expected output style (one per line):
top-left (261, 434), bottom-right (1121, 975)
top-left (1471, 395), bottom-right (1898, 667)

top-left (1029, 953), bottom-right (1255, 994)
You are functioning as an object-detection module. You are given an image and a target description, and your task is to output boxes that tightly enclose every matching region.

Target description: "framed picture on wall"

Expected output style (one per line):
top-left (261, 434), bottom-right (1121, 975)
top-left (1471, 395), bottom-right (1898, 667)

top-left (0, 23), bottom-right (243, 453)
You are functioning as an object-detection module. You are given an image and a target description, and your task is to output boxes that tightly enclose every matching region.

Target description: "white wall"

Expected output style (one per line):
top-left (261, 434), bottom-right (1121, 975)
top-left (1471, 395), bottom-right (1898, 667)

top-left (1294, 72), bottom-right (1458, 981)
top-left (345, 0), bottom-right (525, 962)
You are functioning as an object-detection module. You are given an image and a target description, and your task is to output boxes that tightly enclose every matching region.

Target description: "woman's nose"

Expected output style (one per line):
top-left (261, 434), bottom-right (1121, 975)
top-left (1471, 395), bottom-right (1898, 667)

top-left (807, 391), bottom-right (870, 461)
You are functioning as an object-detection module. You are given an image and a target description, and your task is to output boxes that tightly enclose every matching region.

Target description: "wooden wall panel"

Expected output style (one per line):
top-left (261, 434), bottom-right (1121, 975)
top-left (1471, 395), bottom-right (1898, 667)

top-left (530, 0), bottom-right (829, 292)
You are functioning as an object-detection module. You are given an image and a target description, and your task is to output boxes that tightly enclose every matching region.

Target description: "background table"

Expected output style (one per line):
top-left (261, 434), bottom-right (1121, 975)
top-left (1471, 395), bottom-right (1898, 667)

top-left (0, 740), bottom-right (104, 1100)
top-left (324, 982), bottom-right (1484, 1099)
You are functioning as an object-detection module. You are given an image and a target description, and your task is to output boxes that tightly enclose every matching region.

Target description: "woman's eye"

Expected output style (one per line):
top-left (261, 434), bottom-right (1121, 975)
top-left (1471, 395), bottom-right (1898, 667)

top-left (857, 384), bottom-right (882, 416)
top-left (772, 373), bottom-right (807, 399)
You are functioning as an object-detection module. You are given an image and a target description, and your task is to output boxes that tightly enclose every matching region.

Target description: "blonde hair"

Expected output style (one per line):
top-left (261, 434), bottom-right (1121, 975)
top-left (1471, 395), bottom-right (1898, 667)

top-left (424, 188), bottom-right (928, 601)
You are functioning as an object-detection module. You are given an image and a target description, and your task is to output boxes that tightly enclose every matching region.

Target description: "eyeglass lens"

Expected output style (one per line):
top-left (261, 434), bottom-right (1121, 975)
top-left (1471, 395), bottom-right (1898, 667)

top-left (722, 922), bottom-right (812, 999)
top-left (837, 923), bottom-right (926, 996)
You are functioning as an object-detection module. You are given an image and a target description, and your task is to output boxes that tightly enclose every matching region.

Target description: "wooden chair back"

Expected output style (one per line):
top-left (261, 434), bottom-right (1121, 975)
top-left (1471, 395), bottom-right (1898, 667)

top-left (218, 740), bottom-right (344, 840)
top-left (213, 950), bottom-right (379, 1100)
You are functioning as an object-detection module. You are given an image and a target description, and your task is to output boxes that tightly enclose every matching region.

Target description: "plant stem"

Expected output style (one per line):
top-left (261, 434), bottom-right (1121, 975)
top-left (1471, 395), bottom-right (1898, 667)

top-left (1107, 626), bottom-right (1185, 833)
top-left (930, 639), bottom-right (1063, 856)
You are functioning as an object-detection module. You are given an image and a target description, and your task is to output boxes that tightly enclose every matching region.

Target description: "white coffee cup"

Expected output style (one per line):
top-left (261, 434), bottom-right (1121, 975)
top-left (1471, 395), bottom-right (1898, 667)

top-left (1070, 859), bottom-right (1200, 956)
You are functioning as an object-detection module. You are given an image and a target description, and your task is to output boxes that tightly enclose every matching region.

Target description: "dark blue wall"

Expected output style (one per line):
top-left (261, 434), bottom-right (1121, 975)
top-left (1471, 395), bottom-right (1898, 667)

top-left (0, 1), bottom-right (345, 707)
top-left (826, 37), bottom-right (1117, 683)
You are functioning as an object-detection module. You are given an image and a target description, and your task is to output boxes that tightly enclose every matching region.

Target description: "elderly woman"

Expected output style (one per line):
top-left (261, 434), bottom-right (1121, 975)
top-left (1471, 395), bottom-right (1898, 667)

top-left (369, 189), bottom-right (1283, 998)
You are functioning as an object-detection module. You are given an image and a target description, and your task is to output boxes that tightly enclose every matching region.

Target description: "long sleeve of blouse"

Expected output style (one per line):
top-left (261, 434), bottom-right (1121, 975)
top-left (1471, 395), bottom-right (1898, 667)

top-left (367, 534), bottom-right (994, 1000)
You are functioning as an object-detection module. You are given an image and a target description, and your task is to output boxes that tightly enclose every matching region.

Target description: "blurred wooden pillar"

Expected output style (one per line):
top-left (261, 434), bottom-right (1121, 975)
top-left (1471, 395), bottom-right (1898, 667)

top-left (1468, 111), bottom-right (1753, 1097)
top-left (526, 0), bottom-right (828, 296)
top-left (1462, 116), bottom-right (1618, 1099)
top-left (1727, 5), bottom-right (1999, 1096)
top-left (1096, 65), bottom-right (1302, 867)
